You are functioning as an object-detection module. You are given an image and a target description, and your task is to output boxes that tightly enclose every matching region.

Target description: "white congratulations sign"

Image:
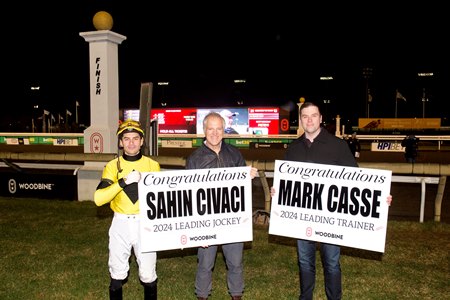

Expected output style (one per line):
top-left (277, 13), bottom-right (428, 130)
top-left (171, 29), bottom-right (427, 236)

top-left (269, 160), bottom-right (392, 253)
top-left (139, 166), bottom-right (253, 252)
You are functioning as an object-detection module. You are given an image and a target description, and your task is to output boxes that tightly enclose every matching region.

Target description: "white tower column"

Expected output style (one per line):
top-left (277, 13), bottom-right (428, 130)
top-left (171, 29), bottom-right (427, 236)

top-left (79, 30), bottom-right (126, 154)
top-left (335, 115), bottom-right (341, 136)
top-left (77, 24), bottom-right (126, 201)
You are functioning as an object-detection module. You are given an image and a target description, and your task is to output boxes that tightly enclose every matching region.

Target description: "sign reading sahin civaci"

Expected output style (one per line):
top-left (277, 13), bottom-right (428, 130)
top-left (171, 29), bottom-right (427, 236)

top-left (139, 166), bottom-right (253, 252)
top-left (269, 160), bottom-right (392, 253)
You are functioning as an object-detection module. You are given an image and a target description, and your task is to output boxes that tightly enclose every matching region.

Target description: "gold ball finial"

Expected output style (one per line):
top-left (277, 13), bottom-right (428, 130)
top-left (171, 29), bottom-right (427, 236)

top-left (299, 97), bottom-right (306, 103)
top-left (93, 11), bottom-right (113, 30)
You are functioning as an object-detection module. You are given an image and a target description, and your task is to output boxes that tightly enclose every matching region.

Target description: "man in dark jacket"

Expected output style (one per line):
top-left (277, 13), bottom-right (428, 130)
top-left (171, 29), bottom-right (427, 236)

top-left (346, 132), bottom-right (361, 158)
top-left (186, 112), bottom-right (257, 300)
top-left (285, 102), bottom-right (357, 300)
top-left (276, 102), bottom-right (392, 300)
top-left (401, 135), bottom-right (419, 163)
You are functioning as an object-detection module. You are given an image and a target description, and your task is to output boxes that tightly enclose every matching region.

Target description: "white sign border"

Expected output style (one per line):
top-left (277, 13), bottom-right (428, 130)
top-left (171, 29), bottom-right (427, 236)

top-left (139, 166), bottom-right (253, 252)
top-left (269, 160), bottom-right (392, 253)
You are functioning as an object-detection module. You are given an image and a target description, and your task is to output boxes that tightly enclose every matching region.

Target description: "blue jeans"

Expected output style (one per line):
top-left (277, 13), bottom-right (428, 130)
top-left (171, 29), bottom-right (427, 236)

top-left (297, 239), bottom-right (341, 300)
top-left (195, 242), bottom-right (244, 298)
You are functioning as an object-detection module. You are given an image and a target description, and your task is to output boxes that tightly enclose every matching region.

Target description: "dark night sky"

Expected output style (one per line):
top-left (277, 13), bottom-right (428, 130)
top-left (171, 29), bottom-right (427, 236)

top-left (1, 2), bottom-right (448, 130)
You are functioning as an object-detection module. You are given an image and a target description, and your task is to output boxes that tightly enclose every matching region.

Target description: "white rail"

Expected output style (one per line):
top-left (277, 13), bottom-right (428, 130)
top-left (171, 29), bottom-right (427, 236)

top-left (391, 176), bottom-right (439, 223)
top-left (260, 172), bottom-right (441, 223)
top-left (351, 135), bottom-right (450, 150)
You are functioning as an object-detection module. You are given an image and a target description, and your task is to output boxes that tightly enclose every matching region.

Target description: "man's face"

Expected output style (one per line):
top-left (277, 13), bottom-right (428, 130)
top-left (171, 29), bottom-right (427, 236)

top-left (300, 106), bottom-right (322, 135)
top-left (119, 131), bottom-right (143, 156)
top-left (204, 116), bottom-right (224, 149)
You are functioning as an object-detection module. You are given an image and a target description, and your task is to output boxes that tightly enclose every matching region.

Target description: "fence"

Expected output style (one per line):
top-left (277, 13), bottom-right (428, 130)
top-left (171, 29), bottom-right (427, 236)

top-left (0, 152), bottom-right (448, 223)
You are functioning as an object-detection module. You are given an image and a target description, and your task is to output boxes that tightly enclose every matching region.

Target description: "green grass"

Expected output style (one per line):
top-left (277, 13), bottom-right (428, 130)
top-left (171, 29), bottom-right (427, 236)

top-left (1, 197), bottom-right (449, 300)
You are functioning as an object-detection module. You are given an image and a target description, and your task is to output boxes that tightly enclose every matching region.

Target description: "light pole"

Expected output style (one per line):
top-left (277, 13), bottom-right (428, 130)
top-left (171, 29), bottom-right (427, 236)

top-left (421, 88), bottom-right (429, 118)
top-left (320, 75), bottom-right (334, 124)
top-left (233, 79), bottom-right (246, 106)
top-left (32, 105), bottom-right (39, 132)
top-left (362, 67), bottom-right (373, 118)
top-left (323, 99), bottom-right (331, 124)
top-left (418, 72), bottom-right (433, 118)
top-left (157, 81), bottom-right (169, 107)
top-left (31, 86), bottom-right (40, 132)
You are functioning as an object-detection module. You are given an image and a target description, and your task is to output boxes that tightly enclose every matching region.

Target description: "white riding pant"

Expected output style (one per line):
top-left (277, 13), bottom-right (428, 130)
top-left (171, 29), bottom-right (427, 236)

top-left (108, 212), bottom-right (157, 283)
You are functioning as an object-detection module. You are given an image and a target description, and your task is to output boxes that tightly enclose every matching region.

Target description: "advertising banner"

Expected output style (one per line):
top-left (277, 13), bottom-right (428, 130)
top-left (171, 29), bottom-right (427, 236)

top-left (151, 108), bottom-right (197, 134)
top-left (0, 169), bottom-right (77, 200)
top-left (359, 118), bottom-right (441, 129)
top-left (269, 160), bottom-right (392, 253)
top-left (248, 107), bottom-right (280, 134)
top-left (371, 142), bottom-right (405, 152)
top-left (139, 166), bottom-right (253, 252)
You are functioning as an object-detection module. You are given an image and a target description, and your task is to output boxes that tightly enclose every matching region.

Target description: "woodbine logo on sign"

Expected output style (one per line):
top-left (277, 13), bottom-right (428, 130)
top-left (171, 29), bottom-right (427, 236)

top-left (139, 166), bottom-right (253, 252)
top-left (269, 160), bottom-right (392, 253)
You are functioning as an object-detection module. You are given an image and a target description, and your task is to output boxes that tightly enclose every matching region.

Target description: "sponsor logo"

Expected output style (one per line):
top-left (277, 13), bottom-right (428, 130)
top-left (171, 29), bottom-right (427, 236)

top-left (7, 178), bottom-right (54, 193)
top-left (8, 179), bottom-right (16, 194)
top-left (54, 138), bottom-right (79, 146)
top-left (371, 142), bottom-right (405, 152)
top-left (189, 234), bottom-right (217, 242)
top-left (314, 230), bottom-right (343, 240)
top-left (281, 118), bottom-right (289, 131)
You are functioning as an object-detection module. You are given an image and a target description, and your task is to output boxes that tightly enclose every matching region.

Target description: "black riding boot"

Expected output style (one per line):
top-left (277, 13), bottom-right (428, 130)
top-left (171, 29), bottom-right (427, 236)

top-left (109, 279), bottom-right (123, 300)
top-left (109, 287), bottom-right (122, 300)
top-left (143, 279), bottom-right (157, 300)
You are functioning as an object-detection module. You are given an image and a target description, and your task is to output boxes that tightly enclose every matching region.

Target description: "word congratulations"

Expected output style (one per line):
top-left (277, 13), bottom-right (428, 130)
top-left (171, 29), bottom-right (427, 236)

top-left (143, 169), bottom-right (248, 188)
top-left (278, 161), bottom-right (387, 184)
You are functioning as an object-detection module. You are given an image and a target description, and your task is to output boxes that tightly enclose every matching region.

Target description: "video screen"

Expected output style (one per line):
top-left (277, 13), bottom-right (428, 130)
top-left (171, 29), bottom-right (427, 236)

top-left (150, 108), bottom-right (197, 134)
top-left (123, 109), bottom-right (140, 121)
top-left (196, 108), bottom-right (249, 135)
top-left (248, 107), bottom-right (280, 134)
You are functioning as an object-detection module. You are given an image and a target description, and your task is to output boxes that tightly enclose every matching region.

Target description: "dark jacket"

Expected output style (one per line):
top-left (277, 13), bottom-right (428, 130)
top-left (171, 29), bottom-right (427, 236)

top-left (346, 137), bottom-right (361, 157)
top-left (401, 135), bottom-right (419, 158)
top-left (186, 141), bottom-right (246, 170)
top-left (285, 128), bottom-right (358, 167)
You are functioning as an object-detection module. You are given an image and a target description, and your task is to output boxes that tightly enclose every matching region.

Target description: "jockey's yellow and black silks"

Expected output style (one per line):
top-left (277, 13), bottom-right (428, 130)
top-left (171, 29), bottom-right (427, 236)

top-left (94, 153), bottom-right (160, 214)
